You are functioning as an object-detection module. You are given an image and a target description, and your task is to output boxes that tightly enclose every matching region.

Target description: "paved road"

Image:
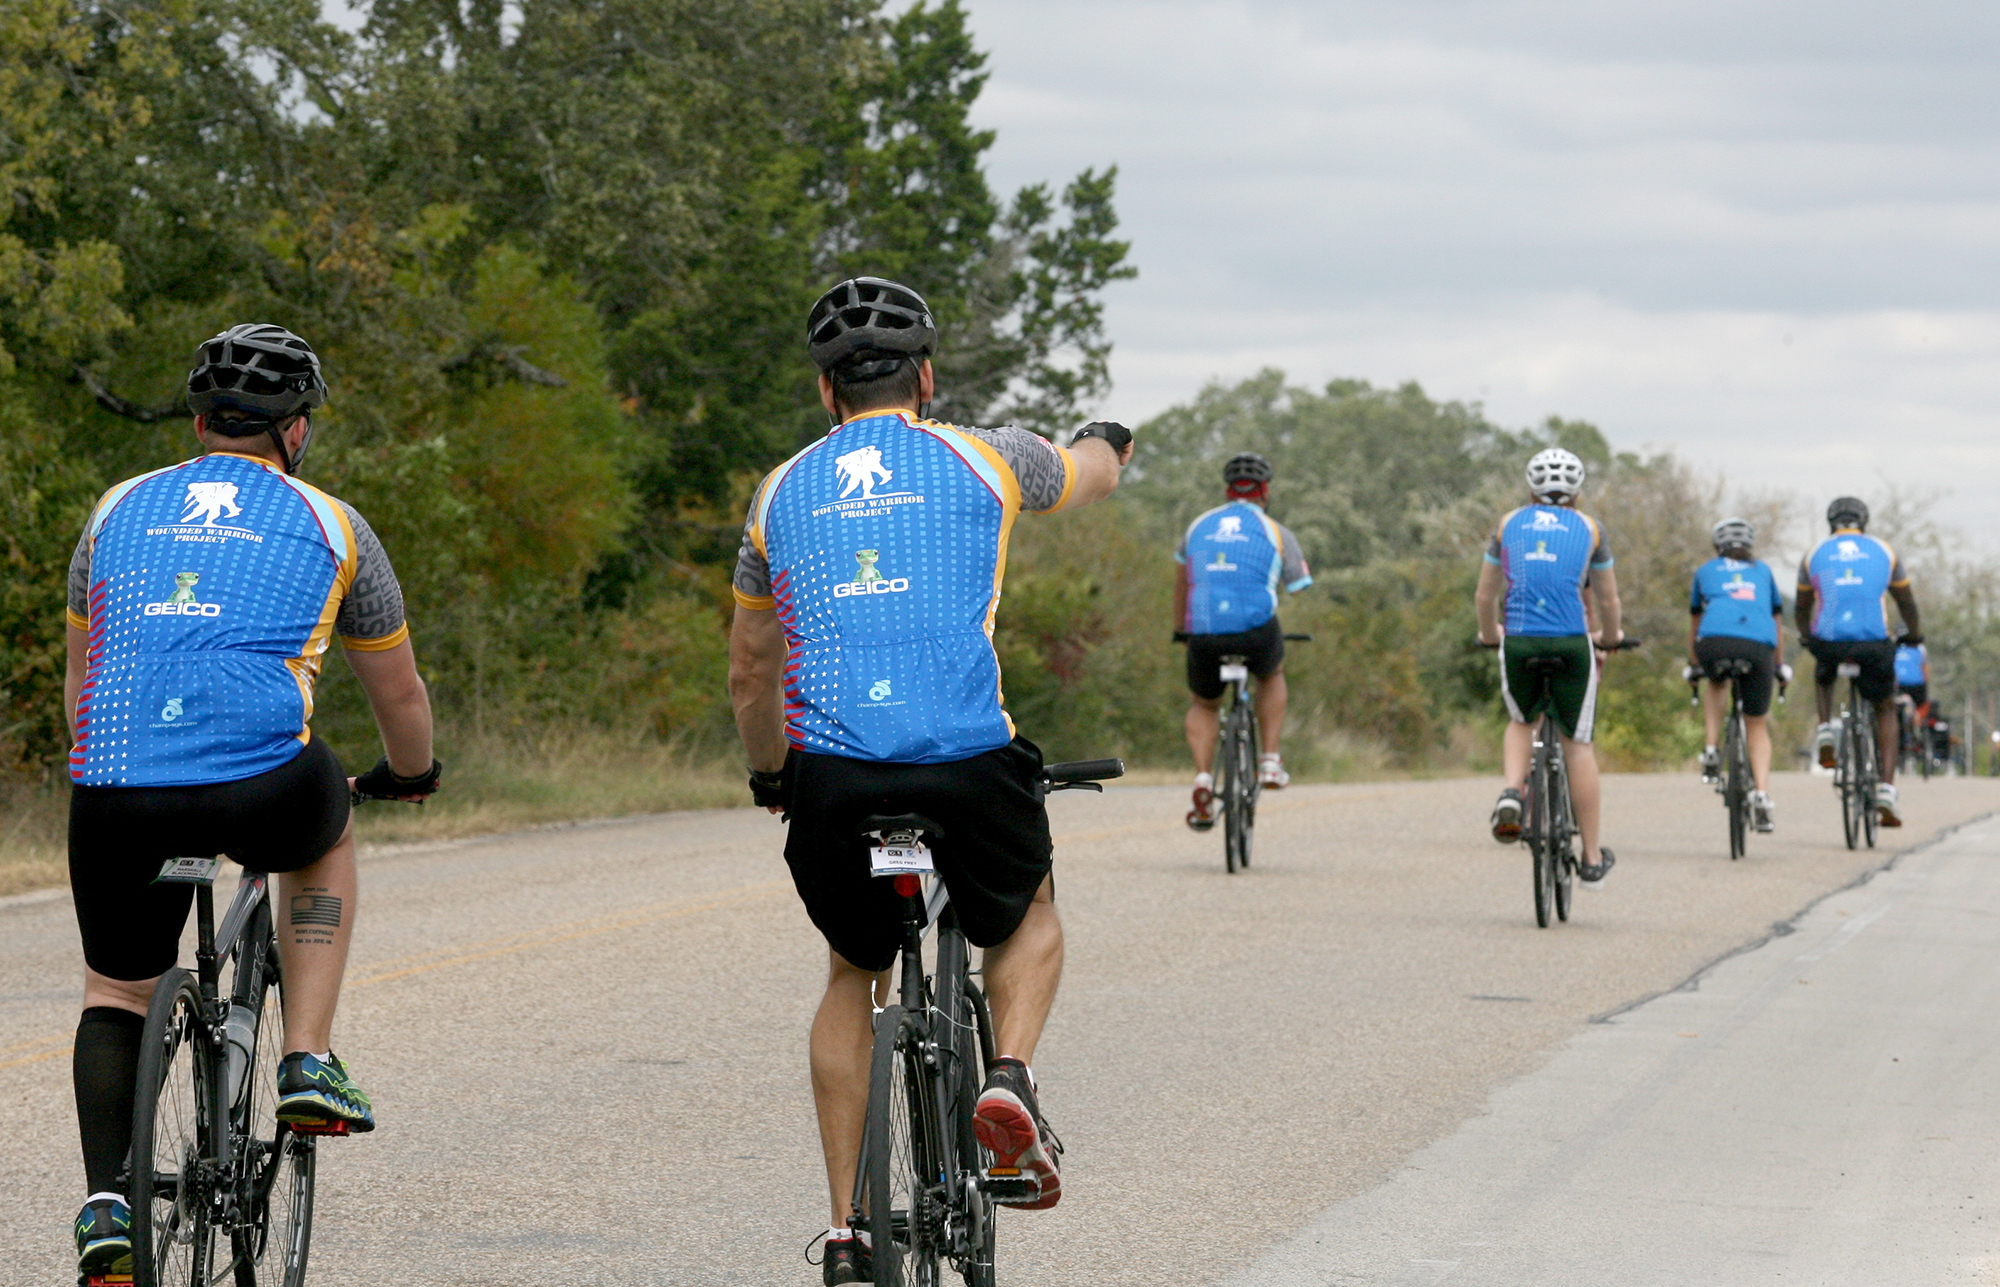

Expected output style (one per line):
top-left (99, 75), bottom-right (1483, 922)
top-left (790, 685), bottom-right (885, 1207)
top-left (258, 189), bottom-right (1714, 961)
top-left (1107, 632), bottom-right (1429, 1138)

top-left (3, 772), bottom-right (1997, 1285)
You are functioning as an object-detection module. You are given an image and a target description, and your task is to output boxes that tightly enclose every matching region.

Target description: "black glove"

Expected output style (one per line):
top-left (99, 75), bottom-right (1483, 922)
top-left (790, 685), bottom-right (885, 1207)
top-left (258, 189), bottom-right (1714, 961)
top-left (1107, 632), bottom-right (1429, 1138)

top-left (1900, 632), bottom-right (1924, 646)
top-left (749, 767), bottom-right (789, 810)
top-left (354, 756), bottom-right (443, 800)
top-left (1071, 421), bottom-right (1132, 453)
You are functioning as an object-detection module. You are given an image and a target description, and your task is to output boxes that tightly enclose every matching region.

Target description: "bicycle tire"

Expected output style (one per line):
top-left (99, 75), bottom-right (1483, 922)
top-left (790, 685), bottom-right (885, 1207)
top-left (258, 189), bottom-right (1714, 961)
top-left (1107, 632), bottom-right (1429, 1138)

top-left (1551, 745), bottom-right (1574, 923)
top-left (1222, 697), bottom-right (1249, 874)
top-left (133, 969), bottom-right (219, 1287)
top-left (232, 915), bottom-right (314, 1287)
top-left (1859, 722), bottom-right (1879, 849)
top-left (1725, 711), bottom-right (1748, 861)
top-left (931, 928), bottom-right (995, 1287)
top-left (1529, 734), bottom-right (1553, 929)
top-left (861, 1005), bottom-right (939, 1287)
top-left (955, 982), bottom-right (998, 1287)
top-left (1838, 716), bottom-right (1861, 850)
top-left (1238, 703), bottom-right (1260, 868)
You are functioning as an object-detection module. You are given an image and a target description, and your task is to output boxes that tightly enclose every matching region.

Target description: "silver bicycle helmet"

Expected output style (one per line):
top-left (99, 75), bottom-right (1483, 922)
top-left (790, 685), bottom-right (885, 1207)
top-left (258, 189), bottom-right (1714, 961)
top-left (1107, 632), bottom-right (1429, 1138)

top-left (1711, 517), bottom-right (1755, 555)
top-left (1525, 447), bottom-right (1585, 502)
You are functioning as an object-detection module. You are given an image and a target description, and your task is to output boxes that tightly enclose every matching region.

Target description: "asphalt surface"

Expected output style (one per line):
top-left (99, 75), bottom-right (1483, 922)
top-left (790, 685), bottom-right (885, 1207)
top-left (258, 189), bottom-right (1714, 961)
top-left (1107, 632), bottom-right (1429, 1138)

top-left (3, 770), bottom-right (1997, 1285)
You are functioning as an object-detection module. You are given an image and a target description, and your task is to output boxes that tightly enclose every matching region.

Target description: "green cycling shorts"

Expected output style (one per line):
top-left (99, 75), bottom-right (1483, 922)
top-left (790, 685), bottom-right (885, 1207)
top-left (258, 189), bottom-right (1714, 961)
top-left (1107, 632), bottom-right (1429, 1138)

top-left (1501, 635), bottom-right (1599, 743)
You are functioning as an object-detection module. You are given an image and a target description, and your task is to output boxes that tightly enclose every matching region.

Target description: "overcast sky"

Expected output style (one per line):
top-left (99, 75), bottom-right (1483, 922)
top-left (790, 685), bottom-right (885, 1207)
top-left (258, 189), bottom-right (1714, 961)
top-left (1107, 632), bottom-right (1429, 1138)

top-left (965, 0), bottom-right (2000, 549)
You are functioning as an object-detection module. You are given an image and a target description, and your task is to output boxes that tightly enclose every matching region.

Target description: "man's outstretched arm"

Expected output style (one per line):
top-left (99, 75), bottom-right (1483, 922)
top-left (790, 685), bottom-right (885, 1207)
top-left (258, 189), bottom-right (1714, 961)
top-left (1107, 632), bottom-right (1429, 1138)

top-left (730, 605), bottom-right (789, 775)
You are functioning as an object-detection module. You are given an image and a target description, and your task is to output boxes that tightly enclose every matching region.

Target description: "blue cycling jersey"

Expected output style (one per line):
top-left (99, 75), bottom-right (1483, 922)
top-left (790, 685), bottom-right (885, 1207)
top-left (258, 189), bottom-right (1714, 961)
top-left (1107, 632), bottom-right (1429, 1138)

top-left (1798, 531), bottom-right (1906, 641)
top-left (1896, 643), bottom-right (1927, 687)
top-left (734, 410), bottom-right (1076, 765)
top-left (1176, 501), bottom-right (1312, 635)
top-left (70, 453), bottom-right (374, 788)
top-left (1486, 505), bottom-right (1612, 638)
top-left (1690, 557), bottom-right (1782, 646)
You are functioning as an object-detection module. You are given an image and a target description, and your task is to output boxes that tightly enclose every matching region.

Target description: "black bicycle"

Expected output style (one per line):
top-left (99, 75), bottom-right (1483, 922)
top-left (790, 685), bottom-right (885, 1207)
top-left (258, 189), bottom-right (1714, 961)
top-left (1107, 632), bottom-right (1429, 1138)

top-left (120, 789), bottom-right (414, 1287)
top-left (854, 758), bottom-right (1123, 1286)
top-left (1502, 639), bottom-right (1639, 928)
top-left (1688, 657), bottom-right (1785, 861)
top-left (1832, 660), bottom-right (1880, 851)
top-left (1174, 632), bottom-right (1310, 873)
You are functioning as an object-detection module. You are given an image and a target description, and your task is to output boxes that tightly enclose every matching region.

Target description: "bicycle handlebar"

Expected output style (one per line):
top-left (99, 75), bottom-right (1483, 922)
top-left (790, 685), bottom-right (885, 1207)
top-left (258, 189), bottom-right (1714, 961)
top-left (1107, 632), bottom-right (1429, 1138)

top-left (1045, 759), bottom-right (1125, 785)
top-left (1282, 633), bottom-right (1312, 642)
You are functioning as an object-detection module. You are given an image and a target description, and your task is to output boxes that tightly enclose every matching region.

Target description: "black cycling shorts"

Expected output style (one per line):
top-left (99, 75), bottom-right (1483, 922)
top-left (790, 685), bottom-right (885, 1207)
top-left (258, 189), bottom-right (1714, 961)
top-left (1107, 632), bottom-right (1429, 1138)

top-left (783, 737), bottom-right (1054, 973)
top-left (70, 735), bottom-right (351, 982)
top-left (1900, 682), bottom-right (1928, 710)
top-left (1694, 635), bottom-right (1777, 718)
top-left (1185, 617), bottom-right (1284, 701)
top-left (1804, 637), bottom-right (1898, 705)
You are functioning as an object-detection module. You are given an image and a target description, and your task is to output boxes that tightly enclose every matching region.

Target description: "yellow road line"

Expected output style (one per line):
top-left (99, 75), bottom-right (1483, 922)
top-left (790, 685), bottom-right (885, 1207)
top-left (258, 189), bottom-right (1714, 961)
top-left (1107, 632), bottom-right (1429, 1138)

top-left (0, 1043), bottom-right (71, 1071)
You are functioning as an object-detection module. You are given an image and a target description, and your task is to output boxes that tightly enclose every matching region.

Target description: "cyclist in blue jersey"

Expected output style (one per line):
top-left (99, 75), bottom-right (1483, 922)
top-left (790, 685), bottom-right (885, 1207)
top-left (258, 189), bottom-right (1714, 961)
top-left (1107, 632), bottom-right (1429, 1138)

top-left (61, 325), bottom-right (440, 1280)
top-left (1795, 496), bottom-right (1921, 827)
top-left (1177, 451), bottom-right (1314, 829)
top-left (1474, 448), bottom-right (1626, 884)
top-left (1686, 518), bottom-right (1791, 832)
top-left (728, 277), bottom-right (1132, 1283)
top-left (1895, 639), bottom-right (1929, 714)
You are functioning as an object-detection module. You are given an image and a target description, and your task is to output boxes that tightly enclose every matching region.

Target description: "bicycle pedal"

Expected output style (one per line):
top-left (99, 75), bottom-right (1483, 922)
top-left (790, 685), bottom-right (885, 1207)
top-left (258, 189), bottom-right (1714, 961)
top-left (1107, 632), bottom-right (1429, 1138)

top-left (288, 1119), bottom-right (353, 1136)
top-left (84, 1277), bottom-right (135, 1286)
top-left (979, 1167), bottom-right (1042, 1203)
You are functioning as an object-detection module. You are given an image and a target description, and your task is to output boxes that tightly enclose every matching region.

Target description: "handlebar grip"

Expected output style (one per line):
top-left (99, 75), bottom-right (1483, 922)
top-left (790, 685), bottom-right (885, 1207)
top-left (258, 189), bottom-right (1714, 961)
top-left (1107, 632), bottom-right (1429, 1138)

top-left (1282, 633), bottom-right (1312, 642)
top-left (1609, 637), bottom-right (1643, 650)
top-left (1045, 758), bottom-right (1125, 784)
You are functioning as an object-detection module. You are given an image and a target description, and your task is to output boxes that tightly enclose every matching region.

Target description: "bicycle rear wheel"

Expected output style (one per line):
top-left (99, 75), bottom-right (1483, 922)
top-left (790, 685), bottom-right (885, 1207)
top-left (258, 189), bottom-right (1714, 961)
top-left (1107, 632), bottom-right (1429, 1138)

top-left (1550, 746), bottom-right (1574, 923)
top-left (1222, 699), bottom-right (1251, 874)
top-left (1725, 711), bottom-right (1748, 861)
top-left (133, 969), bottom-right (219, 1287)
top-left (861, 1005), bottom-right (940, 1287)
top-left (1528, 738), bottom-right (1553, 929)
top-left (1859, 721), bottom-right (1879, 849)
top-left (1838, 718), bottom-right (1861, 850)
top-left (232, 922), bottom-right (314, 1287)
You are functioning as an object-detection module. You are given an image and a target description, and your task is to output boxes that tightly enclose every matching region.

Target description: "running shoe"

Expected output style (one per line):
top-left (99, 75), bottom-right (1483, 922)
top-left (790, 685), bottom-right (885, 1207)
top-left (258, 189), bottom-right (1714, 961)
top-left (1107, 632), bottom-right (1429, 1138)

top-left (1877, 782), bottom-right (1902, 828)
top-left (276, 1051), bottom-right (375, 1133)
top-left (1751, 790), bottom-right (1775, 833)
top-left (1699, 749), bottom-right (1721, 786)
top-left (819, 1232), bottom-right (872, 1285)
top-left (1490, 788), bottom-right (1523, 842)
top-left (1578, 847), bottom-right (1616, 887)
top-left (1186, 778), bottom-right (1217, 831)
top-left (1816, 723), bottom-right (1838, 770)
top-left (973, 1057), bottom-right (1063, 1210)
top-left (74, 1197), bottom-right (132, 1279)
top-left (1259, 754), bottom-right (1289, 789)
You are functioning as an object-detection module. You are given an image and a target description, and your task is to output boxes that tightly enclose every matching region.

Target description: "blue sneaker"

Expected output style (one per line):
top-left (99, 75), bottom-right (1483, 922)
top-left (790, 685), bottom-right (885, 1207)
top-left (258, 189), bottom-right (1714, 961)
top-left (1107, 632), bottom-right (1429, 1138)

top-left (74, 1197), bottom-right (132, 1278)
top-left (275, 1051), bottom-right (375, 1133)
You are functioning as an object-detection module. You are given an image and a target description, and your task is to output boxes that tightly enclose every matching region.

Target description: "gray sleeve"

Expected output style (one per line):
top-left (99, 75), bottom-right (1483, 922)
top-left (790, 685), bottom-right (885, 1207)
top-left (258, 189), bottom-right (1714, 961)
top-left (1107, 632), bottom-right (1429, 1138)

top-left (333, 501), bottom-right (408, 643)
top-left (733, 485), bottom-right (774, 603)
top-left (1279, 523), bottom-right (1313, 592)
top-left (958, 425), bottom-right (1074, 513)
top-left (67, 528), bottom-right (92, 621)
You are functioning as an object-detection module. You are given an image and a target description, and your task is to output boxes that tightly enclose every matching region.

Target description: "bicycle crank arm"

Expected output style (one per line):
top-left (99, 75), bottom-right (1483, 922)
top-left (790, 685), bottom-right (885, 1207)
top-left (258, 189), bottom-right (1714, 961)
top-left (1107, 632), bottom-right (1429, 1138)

top-left (978, 1167), bottom-right (1044, 1203)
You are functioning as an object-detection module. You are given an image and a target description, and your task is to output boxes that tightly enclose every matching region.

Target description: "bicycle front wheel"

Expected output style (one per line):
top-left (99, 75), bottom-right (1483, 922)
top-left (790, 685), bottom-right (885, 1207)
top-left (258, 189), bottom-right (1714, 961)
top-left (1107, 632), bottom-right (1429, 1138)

top-left (1725, 713), bottom-right (1748, 861)
top-left (1550, 748), bottom-right (1574, 924)
top-left (1222, 700), bottom-right (1252, 874)
top-left (1838, 720), bottom-right (1861, 850)
top-left (1529, 742), bottom-right (1553, 929)
top-left (860, 1006), bottom-right (940, 1287)
top-left (235, 929), bottom-right (314, 1287)
top-left (133, 969), bottom-right (219, 1287)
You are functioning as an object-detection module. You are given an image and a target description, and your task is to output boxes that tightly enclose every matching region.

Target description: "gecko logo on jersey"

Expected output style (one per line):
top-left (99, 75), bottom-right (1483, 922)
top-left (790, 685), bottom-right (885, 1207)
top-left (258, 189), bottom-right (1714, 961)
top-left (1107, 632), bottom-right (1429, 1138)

top-left (1206, 549), bottom-right (1238, 572)
top-left (833, 550), bottom-right (912, 598)
top-left (1525, 539), bottom-right (1560, 562)
top-left (144, 572), bottom-right (224, 618)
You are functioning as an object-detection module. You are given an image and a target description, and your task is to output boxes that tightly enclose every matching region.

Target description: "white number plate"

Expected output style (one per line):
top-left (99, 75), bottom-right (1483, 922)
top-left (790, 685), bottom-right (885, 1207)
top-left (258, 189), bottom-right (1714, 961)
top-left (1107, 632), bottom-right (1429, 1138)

top-left (1218, 663), bottom-right (1250, 683)
top-left (155, 856), bottom-right (223, 885)
top-left (870, 841), bottom-right (936, 877)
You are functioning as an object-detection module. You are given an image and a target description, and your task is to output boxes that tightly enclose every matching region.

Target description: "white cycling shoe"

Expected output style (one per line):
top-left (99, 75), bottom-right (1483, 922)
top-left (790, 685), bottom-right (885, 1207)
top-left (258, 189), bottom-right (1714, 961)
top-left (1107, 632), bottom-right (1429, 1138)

top-left (1258, 754), bottom-right (1289, 788)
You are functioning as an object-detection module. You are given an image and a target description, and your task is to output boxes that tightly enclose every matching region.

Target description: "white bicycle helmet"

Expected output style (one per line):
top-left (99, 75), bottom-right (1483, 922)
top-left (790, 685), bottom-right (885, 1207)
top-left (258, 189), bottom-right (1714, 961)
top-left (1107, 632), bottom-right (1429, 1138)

top-left (1711, 516), bottom-right (1755, 554)
top-left (1525, 447), bottom-right (1585, 502)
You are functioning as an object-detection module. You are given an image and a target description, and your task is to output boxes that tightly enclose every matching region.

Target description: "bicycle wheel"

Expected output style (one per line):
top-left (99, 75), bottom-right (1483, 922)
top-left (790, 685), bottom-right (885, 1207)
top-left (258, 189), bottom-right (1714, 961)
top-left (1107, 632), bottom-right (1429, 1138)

top-left (1858, 716), bottom-right (1879, 849)
top-left (1725, 712), bottom-right (1748, 861)
top-left (1237, 704), bottom-right (1261, 867)
top-left (1550, 746), bottom-right (1574, 923)
top-left (1221, 698), bottom-right (1250, 874)
top-left (1528, 738), bottom-right (1553, 929)
top-left (132, 969), bottom-right (219, 1287)
top-left (861, 1005), bottom-right (940, 1287)
top-left (232, 922), bottom-right (314, 1287)
top-left (1838, 717), bottom-right (1861, 850)
top-left (948, 975), bottom-right (997, 1285)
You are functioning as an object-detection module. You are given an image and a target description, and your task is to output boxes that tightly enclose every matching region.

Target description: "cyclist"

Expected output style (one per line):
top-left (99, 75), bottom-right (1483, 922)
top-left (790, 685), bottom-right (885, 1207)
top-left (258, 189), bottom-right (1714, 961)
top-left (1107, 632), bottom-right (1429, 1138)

top-left (1686, 517), bottom-right (1790, 833)
top-left (1474, 447), bottom-right (1625, 884)
top-left (1175, 451), bottom-right (1313, 829)
top-left (62, 324), bottom-right (440, 1280)
top-left (727, 277), bottom-right (1132, 1284)
top-left (1894, 639), bottom-right (1929, 766)
top-left (1795, 496), bottom-right (1920, 827)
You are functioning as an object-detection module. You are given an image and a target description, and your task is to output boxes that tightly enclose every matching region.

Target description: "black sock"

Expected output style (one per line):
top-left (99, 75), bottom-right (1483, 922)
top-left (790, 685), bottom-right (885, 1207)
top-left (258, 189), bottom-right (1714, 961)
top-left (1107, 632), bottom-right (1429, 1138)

top-left (74, 1006), bottom-right (146, 1197)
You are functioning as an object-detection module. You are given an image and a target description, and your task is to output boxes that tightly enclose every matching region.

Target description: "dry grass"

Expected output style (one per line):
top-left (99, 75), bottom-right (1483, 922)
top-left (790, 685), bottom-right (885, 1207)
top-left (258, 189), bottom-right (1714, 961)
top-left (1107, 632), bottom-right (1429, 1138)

top-left (0, 780), bottom-right (67, 898)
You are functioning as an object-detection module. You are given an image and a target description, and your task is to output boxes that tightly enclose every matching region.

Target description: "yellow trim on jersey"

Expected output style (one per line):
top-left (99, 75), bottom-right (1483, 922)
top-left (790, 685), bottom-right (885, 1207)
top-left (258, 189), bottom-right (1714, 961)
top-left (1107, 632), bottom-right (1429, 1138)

top-left (1043, 443), bottom-right (1080, 513)
top-left (279, 476), bottom-right (362, 740)
top-left (733, 588), bottom-right (777, 611)
top-left (67, 609), bottom-right (88, 631)
top-left (341, 622), bottom-right (411, 652)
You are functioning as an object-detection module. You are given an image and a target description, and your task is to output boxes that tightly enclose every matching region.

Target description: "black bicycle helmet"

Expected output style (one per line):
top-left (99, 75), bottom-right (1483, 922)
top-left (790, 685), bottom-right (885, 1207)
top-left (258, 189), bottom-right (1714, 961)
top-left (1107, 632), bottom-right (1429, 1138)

top-left (1711, 517), bottom-right (1755, 555)
top-left (1222, 452), bottom-right (1273, 485)
top-left (187, 323), bottom-right (327, 423)
top-left (806, 277), bottom-right (938, 378)
top-left (1827, 496), bottom-right (1869, 530)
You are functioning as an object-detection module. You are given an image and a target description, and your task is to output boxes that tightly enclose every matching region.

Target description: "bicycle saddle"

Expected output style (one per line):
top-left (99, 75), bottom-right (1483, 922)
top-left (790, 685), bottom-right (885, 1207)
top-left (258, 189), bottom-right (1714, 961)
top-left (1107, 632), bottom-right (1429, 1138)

top-left (1522, 655), bottom-right (1571, 673)
top-left (856, 813), bottom-right (946, 842)
top-left (1708, 657), bottom-right (1757, 675)
top-left (1837, 661), bottom-right (1863, 677)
